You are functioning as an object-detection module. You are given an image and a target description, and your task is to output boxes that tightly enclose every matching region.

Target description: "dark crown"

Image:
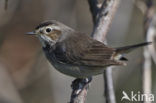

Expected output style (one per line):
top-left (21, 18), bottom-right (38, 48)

top-left (35, 20), bottom-right (58, 30)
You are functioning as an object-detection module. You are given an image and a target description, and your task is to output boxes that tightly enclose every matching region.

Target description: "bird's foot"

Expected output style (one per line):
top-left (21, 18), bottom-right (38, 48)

top-left (71, 77), bottom-right (92, 96)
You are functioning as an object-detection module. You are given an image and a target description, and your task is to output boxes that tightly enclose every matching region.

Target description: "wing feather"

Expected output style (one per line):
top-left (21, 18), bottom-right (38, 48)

top-left (53, 32), bottom-right (121, 67)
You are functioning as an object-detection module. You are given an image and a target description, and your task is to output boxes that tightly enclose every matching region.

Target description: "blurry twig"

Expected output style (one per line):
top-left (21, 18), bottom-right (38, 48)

top-left (5, 0), bottom-right (8, 10)
top-left (142, 0), bottom-right (156, 103)
top-left (135, 0), bottom-right (147, 14)
top-left (103, 67), bottom-right (116, 103)
top-left (145, 16), bottom-right (156, 64)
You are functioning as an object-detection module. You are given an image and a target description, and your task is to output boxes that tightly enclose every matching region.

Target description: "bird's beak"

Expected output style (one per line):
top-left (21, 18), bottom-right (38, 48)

top-left (26, 31), bottom-right (36, 35)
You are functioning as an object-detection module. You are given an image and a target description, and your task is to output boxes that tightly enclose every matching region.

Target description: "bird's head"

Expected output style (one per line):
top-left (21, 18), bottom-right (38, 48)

top-left (27, 20), bottom-right (73, 47)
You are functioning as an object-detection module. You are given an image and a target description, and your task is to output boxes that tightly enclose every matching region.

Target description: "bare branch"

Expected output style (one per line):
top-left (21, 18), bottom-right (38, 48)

top-left (88, 0), bottom-right (100, 24)
top-left (69, 78), bottom-right (91, 103)
top-left (104, 67), bottom-right (116, 103)
top-left (146, 16), bottom-right (156, 64)
top-left (144, 0), bottom-right (155, 34)
top-left (142, 0), bottom-right (155, 103)
top-left (89, 0), bottom-right (120, 103)
top-left (135, 0), bottom-right (147, 14)
top-left (143, 47), bottom-right (152, 99)
top-left (91, 0), bottom-right (120, 41)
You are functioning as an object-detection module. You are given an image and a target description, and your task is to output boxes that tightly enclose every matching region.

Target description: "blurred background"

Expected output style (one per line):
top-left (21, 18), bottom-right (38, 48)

top-left (0, 0), bottom-right (156, 103)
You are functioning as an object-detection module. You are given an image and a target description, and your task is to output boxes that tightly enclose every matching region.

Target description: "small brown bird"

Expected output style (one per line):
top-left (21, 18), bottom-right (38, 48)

top-left (27, 20), bottom-right (151, 78)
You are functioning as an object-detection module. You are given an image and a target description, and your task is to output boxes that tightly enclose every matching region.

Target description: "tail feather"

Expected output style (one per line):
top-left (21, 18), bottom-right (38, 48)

top-left (115, 42), bottom-right (152, 54)
top-left (113, 42), bottom-right (152, 63)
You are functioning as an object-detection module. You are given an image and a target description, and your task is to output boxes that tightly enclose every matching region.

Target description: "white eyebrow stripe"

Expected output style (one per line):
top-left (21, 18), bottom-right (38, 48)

top-left (46, 26), bottom-right (61, 30)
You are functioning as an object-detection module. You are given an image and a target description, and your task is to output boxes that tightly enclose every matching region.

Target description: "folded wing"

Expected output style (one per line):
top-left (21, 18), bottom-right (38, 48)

top-left (53, 32), bottom-right (123, 67)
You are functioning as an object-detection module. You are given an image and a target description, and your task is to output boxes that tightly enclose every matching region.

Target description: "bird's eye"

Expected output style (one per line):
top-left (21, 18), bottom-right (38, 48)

top-left (45, 28), bottom-right (52, 33)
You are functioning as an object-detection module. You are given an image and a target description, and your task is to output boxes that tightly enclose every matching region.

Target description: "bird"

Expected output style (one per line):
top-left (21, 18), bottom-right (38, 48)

top-left (26, 20), bottom-right (151, 78)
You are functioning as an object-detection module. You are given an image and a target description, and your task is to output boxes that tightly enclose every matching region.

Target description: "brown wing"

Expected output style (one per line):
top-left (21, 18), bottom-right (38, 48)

top-left (53, 32), bottom-right (121, 67)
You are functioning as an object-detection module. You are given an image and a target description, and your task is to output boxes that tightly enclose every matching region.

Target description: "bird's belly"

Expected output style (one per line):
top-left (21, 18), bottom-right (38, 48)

top-left (51, 61), bottom-right (104, 78)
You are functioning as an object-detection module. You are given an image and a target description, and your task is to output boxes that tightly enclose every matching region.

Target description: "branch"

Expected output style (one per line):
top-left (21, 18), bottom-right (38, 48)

top-left (91, 0), bottom-right (120, 42)
top-left (142, 0), bottom-right (155, 103)
top-left (135, 0), bottom-right (147, 14)
top-left (89, 0), bottom-right (120, 103)
top-left (88, 0), bottom-right (100, 24)
top-left (69, 78), bottom-right (91, 103)
top-left (103, 67), bottom-right (116, 103)
top-left (146, 16), bottom-right (156, 64)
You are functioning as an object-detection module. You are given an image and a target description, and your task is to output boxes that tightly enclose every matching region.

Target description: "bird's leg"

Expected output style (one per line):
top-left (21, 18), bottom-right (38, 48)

top-left (71, 77), bottom-right (92, 96)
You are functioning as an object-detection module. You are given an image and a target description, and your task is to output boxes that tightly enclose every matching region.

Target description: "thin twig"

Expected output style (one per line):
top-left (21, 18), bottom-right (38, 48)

top-left (143, 47), bottom-right (152, 103)
top-left (104, 67), bottom-right (116, 103)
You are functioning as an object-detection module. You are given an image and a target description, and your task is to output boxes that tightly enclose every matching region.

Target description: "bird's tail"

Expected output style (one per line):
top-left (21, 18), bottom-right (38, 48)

top-left (115, 42), bottom-right (152, 54)
top-left (113, 42), bottom-right (152, 62)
